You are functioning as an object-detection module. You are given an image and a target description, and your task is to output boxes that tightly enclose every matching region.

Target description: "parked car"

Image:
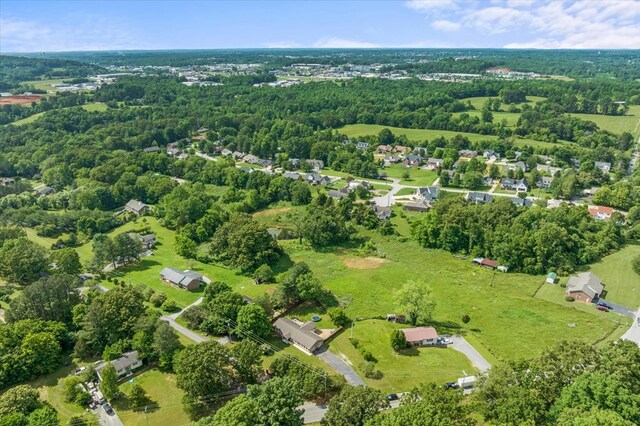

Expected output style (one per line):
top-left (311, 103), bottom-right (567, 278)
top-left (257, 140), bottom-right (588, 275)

top-left (596, 305), bottom-right (609, 312)
top-left (387, 393), bottom-right (399, 401)
top-left (102, 403), bottom-right (114, 415)
top-left (596, 301), bottom-right (612, 310)
top-left (445, 382), bottom-right (460, 389)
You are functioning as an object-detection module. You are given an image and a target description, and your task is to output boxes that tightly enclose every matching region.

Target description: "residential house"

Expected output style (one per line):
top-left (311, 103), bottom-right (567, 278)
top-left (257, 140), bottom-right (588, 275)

top-left (232, 151), bottom-right (245, 161)
top-left (143, 146), bottom-right (161, 153)
top-left (394, 146), bottom-right (410, 154)
top-left (197, 127), bottom-right (209, 134)
top-left (595, 161), bottom-right (611, 174)
top-left (565, 272), bottom-right (604, 303)
top-left (305, 173), bottom-right (331, 186)
top-left (36, 186), bottom-right (56, 197)
top-left (465, 192), bottom-right (493, 204)
top-left (160, 267), bottom-right (203, 291)
top-left (536, 164), bottom-right (562, 176)
top-left (267, 228), bottom-right (292, 240)
top-left (458, 149), bottom-right (478, 158)
top-left (426, 158), bottom-right (443, 169)
top-left (273, 317), bottom-right (324, 354)
top-left (346, 180), bottom-right (372, 192)
top-left (588, 205), bottom-right (614, 221)
top-left (288, 158), bottom-right (302, 169)
top-left (243, 154), bottom-right (260, 164)
top-left (510, 197), bottom-right (533, 207)
top-left (125, 199), bottom-right (149, 216)
top-left (415, 186), bottom-right (439, 202)
top-left (328, 189), bottom-right (349, 200)
top-left (96, 351), bottom-right (142, 381)
top-left (371, 204), bottom-right (392, 220)
top-left (506, 161), bottom-right (527, 173)
top-left (1, 177), bottom-right (15, 186)
top-left (377, 145), bottom-right (393, 154)
top-left (167, 147), bottom-right (182, 157)
top-left (177, 153), bottom-right (189, 160)
top-left (220, 148), bottom-right (233, 156)
top-left (383, 154), bottom-right (401, 166)
top-left (483, 150), bottom-right (500, 161)
top-left (128, 233), bottom-right (156, 249)
top-left (403, 155), bottom-right (423, 167)
top-left (356, 142), bottom-right (370, 150)
top-left (403, 200), bottom-right (431, 212)
top-left (282, 171), bottom-right (302, 180)
top-left (501, 178), bottom-right (529, 192)
top-left (239, 166), bottom-right (255, 174)
top-left (537, 176), bottom-right (554, 188)
top-left (546, 272), bottom-right (558, 284)
top-left (401, 327), bottom-right (439, 347)
top-left (305, 159), bottom-right (324, 172)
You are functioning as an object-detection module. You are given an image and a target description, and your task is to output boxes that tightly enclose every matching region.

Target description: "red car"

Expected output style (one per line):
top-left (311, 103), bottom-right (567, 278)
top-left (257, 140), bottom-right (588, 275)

top-left (596, 305), bottom-right (609, 312)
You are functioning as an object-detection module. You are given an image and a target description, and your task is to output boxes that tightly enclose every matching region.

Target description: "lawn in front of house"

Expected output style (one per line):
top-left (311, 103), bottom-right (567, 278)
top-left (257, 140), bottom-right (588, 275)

top-left (328, 319), bottom-right (476, 392)
top-left (383, 165), bottom-right (438, 186)
top-left (394, 187), bottom-right (416, 196)
top-left (587, 244), bottom-right (640, 308)
top-left (30, 362), bottom-right (95, 425)
top-left (116, 369), bottom-right (190, 426)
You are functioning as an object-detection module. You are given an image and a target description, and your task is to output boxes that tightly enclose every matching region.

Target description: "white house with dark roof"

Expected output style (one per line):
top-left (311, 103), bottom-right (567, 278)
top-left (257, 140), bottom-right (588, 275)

top-left (415, 186), bottom-right (439, 202)
top-left (500, 178), bottom-right (529, 192)
top-left (96, 351), bottom-right (142, 381)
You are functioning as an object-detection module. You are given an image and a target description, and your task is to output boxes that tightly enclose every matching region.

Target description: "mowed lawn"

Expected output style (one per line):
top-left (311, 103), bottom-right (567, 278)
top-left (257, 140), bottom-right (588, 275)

top-left (338, 124), bottom-right (567, 150)
top-left (587, 244), bottom-right (640, 308)
top-left (383, 165), bottom-right (438, 186)
top-left (328, 320), bottom-right (475, 392)
top-left (75, 217), bottom-right (259, 308)
top-left (116, 370), bottom-right (190, 426)
top-left (460, 95), bottom-right (547, 110)
top-left (279, 233), bottom-right (626, 362)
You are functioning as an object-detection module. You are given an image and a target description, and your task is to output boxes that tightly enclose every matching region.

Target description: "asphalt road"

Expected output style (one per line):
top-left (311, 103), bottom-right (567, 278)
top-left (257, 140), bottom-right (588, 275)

top-left (95, 405), bottom-right (123, 426)
top-left (301, 393), bottom-right (404, 424)
top-left (449, 335), bottom-right (492, 373)
top-left (621, 308), bottom-right (640, 346)
top-left (161, 297), bottom-right (229, 345)
top-left (315, 348), bottom-right (365, 386)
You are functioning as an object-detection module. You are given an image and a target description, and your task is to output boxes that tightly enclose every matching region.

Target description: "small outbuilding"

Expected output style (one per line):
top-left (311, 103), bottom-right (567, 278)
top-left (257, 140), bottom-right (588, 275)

top-left (546, 272), bottom-right (558, 284)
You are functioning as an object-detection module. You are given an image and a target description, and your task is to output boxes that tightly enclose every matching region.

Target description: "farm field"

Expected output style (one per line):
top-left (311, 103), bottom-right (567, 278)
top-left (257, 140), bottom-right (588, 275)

top-left (453, 110), bottom-right (522, 127)
top-left (587, 244), bottom-right (640, 308)
top-left (21, 78), bottom-right (68, 91)
top-left (571, 105), bottom-right (640, 136)
top-left (338, 124), bottom-right (567, 150)
top-left (10, 102), bottom-right (108, 126)
top-left (328, 319), bottom-right (476, 392)
top-left (383, 164), bottom-right (438, 186)
top-left (460, 95), bottom-right (547, 110)
top-left (116, 370), bottom-right (190, 426)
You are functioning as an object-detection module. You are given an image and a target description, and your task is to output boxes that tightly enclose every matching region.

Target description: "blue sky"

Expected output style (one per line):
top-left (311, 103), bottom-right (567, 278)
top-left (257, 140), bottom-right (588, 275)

top-left (1, 0), bottom-right (639, 52)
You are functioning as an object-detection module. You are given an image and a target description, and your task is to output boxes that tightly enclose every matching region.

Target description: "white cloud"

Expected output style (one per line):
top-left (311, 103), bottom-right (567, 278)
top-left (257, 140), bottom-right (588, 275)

top-left (0, 16), bottom-right (141, 52)
top-left (405, 0), bottom-right (458, 11)
top-left (431, 19), bottom-right (461, 31)
top-left (313, 38), bottom-right (379, 48)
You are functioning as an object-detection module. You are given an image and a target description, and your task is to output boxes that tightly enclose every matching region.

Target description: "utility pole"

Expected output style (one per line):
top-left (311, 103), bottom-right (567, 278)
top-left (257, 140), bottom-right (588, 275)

top-left (351, 320), bottom-right (355, 338)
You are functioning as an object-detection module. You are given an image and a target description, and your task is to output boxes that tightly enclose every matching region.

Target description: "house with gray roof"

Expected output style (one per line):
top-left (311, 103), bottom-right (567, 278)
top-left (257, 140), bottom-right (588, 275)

top-left (465, 192), bottom-right (493, 204)
top-left (160, 267), bottom-right (203, 291)
top-left (305, 159), bottom-right (324, 172)
top-left (506, 161), bottom-right (527, 173)
top-left (96, 351), bottom-right (142, 381)
top-left (565, 272), bottom-right (604, 304)
top-left (510, 197), bottom-right (533, 207)
top-left (595, 161), bottom-right (611, 174)
top-left (125, 199), bottom-right (149, 216)
top-left (501, 178), bottom-right (529, 192)
top-left (415, 186), bottom-right (439, 202)
top-left (273, 317), bottom-right (324, 354)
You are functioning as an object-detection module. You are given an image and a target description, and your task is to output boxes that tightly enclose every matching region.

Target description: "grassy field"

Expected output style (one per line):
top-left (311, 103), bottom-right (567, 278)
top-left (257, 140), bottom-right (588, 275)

top-left (75, 217), bottom-right (261, 309)
top-left (460, 96), bottom-right (547, 110)
top-left (275, 230), bottom-right (626, 362)
top-left (571, 105), bottom-right (640, 137)
top-left (328, 320), bottom-right (475, 392)
top-left (453, 110), bottom-right (522, 127)
top-left (383, 165), bottom-right (438, 186)
top-left (338, 124), bottom-right (566, 150)
top-left (395, 188), bottom-right (416, 196)
top-left (116, 370), bottom-right (190, 426)
top-left (24, 227), bottom-right (59, 248)
top-left (21, 78), bottom-right (67, 91)
top-left (11, 103), bottom-right (108, 126)
top-left (587, 244), bottom-right (640, 308)
top-left (30, 362), bottom-right (95, 425)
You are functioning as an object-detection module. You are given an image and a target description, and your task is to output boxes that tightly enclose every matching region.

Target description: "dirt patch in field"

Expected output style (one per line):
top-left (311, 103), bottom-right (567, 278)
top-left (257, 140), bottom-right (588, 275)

top-left (343, 257), bottom-right (388, 270)
top-left (0, 95), bottom-right (42, 105)
top-left (253, 207), bottom-right (292, 217)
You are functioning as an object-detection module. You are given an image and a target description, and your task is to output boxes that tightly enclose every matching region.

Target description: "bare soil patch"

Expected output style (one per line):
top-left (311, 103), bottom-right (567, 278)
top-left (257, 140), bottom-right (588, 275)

top-left (343, 256), bottom-right (388, 270)
top-left (0, 95), bottom-right (42, 105)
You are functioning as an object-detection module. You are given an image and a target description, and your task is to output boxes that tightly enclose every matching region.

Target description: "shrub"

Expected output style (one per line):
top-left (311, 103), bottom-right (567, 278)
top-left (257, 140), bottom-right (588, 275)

top-left (462, 314), bottom-right (471, 324)
top-left (390, 329), bottom-right (407, 351)
top-left (360, 361), bottom-right (382, 379)
top-left (150, 292), bottom-right (167, 307)
top-left (349, 338), bottom-right (360, 349)
top-left (328, 307), bottom-right (350, 327)
top-left (161, 299), bottom-right (178, 312)
top-left (358, 347), bottom-right (376, 363)
top-left (565, 296), bottom-right (575, 302)
top-left (253, 264), bottom-right (275, 283)
top-left (632, 255), bottom-right (640, 276)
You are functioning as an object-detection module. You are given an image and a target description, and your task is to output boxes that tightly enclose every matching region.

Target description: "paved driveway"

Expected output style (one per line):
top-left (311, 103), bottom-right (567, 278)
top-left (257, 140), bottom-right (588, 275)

top-left (449, 335), bottom-right (492, 373)
top-left (315, 348), bottom-right (365, 386)
top-left (597, 300), bottom-right (636, 318)
top-left (621, 308), bottom-right (640, 346)
top-left (95, 406), bottom-right (123, 426)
